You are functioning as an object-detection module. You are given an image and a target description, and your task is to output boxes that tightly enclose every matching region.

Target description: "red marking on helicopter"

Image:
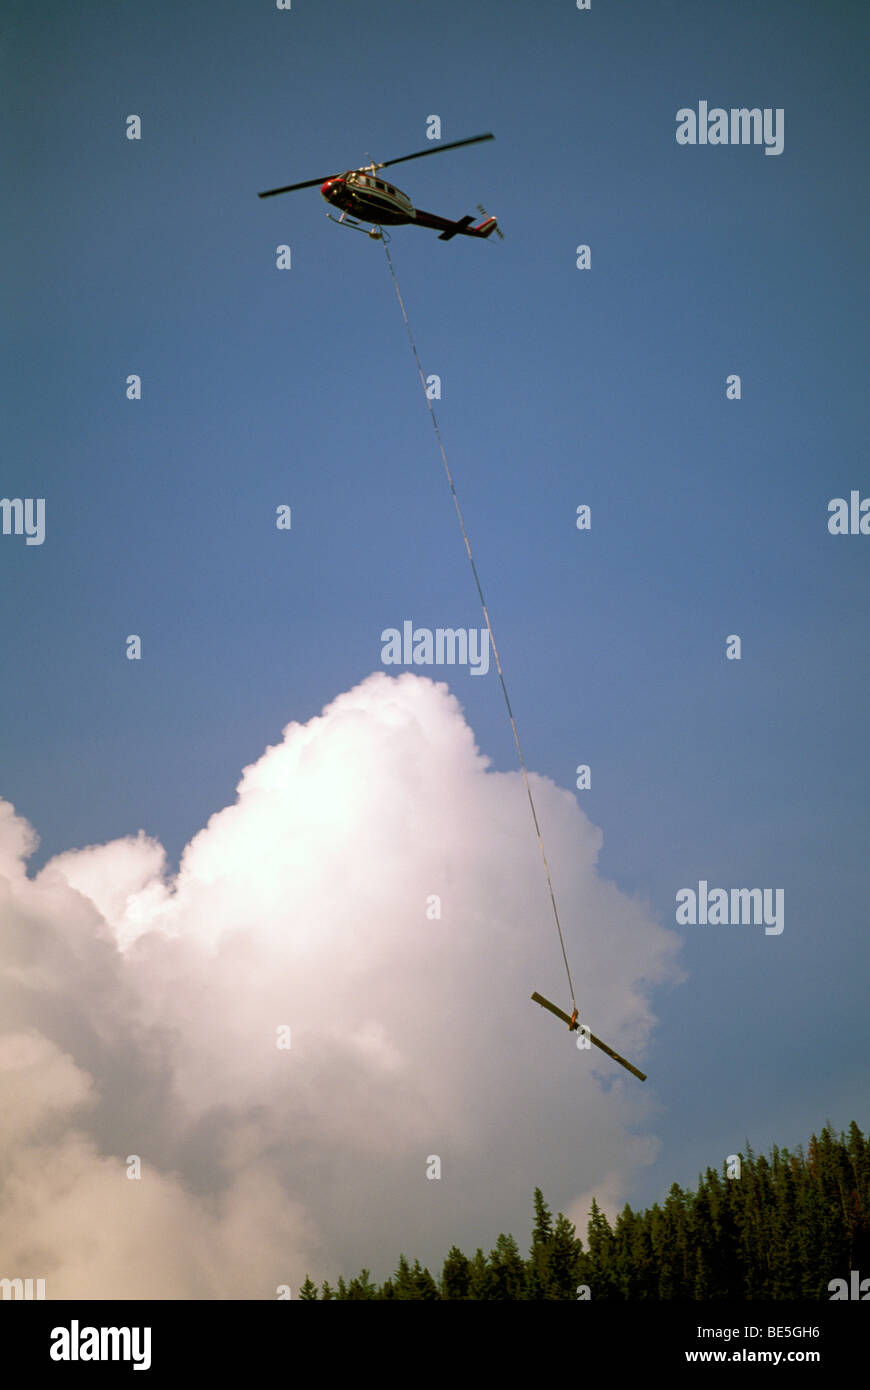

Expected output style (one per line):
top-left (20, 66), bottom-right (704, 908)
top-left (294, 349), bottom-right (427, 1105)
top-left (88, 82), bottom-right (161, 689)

top-left (258, 134), bottom-right (501, 242)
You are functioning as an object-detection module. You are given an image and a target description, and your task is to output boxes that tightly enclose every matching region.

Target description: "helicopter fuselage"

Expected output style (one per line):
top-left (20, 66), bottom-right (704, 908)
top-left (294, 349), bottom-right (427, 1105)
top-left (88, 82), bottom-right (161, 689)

top-left (320, 171), bottom-right (498, 241)
top-left (322, 172), bottom-right (416, 226)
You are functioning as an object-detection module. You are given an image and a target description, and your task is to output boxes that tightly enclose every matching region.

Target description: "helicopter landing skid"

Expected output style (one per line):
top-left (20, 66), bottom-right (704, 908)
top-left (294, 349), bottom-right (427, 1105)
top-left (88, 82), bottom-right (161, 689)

top-left (326, 213), bottom-right (389, 242)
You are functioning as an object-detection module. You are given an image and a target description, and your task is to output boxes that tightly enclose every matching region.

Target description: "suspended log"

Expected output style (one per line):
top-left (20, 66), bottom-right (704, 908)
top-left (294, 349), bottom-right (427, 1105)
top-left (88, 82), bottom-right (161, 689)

top-left (530, 992), bottom-right (647, 1082)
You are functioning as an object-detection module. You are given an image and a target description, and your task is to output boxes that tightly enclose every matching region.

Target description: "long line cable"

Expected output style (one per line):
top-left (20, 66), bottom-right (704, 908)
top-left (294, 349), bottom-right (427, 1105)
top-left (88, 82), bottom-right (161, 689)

top-left (381, 235), bottom-right (578, 1014)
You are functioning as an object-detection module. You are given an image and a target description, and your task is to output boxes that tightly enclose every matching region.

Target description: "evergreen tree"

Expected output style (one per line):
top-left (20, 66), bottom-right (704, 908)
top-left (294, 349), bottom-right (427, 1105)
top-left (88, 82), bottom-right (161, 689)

top-left (346, 1269), bottom-right (378, 1300)
top-left (842, 1122), bottom-right (870, 1274)
top-left (768, 1147), bottom-right (800, 1298)
top-left (441, 1245), bottom-right (471, 1300)
top-left (533, 1187), bottom-right (552, 1240)
top-left (584, 1197), bottom-right (616, 1299)
top-left (548, 1212), bottom-right (584, 1299)
top-left (411, 1259), bottom-right (440, 1300)
top-left (298, 1276), bottom-right (318, 1300)
top-left (489, 1233), bottom-right (527, 1300)
top-left (527, 1187), bottom-right (555, 1298)
top-left (467, 1248), bottom-right (495, 1300)
top-left (628, 1208), bottom-right (657, 1300)
top-left (689, 1179), bottom-right (711, 1300)
top-left (393, 1255), bottom-right (415, 1299)
top-left (706, 1164), bottom-right (740, 1299)
top-left (796, 1137), bottom-right (828, 1297)
top-left (807, 1128), bottom-right (844, 1296)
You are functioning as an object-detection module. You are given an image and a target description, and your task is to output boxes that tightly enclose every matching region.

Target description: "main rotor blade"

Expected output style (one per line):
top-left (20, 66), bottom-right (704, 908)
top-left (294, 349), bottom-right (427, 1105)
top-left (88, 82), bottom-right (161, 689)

top-left (258, 175), bottom-right (335, 199)
top-left (379, 132), bottom-right (494, 171)
top-left (257, 132), bottom-right (494, 197)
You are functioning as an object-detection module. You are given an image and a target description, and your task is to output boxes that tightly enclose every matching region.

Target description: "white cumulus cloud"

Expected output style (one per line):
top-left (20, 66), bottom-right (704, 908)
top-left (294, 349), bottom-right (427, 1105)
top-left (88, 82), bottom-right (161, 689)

top-left (0, 672), bottom-right (682, 1296)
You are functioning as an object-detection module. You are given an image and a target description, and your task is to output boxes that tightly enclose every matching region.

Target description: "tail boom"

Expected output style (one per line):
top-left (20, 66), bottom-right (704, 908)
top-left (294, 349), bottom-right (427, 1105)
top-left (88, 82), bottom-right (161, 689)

top-left (414, 208), bottom-right (500, 241)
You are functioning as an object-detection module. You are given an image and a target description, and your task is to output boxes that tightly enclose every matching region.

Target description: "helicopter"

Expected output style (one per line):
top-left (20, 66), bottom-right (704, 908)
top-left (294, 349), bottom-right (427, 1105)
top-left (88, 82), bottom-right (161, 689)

top-left (257, 133), bottom-right (501, 242)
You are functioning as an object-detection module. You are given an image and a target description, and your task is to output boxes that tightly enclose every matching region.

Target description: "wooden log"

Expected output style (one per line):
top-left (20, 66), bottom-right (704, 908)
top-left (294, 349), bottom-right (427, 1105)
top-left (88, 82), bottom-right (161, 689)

top-left (531, 991), bottom-right (647, 1082)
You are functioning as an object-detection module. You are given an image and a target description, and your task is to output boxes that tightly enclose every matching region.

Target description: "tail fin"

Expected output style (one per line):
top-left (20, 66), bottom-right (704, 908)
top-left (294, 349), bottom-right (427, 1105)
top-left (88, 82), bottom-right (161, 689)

top-left (475, 204), bottom-right (503, 240)
top-left (473, 215), bottom-right (500, 238)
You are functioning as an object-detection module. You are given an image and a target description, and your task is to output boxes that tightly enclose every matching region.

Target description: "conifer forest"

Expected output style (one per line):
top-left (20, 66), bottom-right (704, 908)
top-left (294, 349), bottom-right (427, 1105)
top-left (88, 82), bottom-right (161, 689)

top-left (299, 1123), bottom-right (870, 1300)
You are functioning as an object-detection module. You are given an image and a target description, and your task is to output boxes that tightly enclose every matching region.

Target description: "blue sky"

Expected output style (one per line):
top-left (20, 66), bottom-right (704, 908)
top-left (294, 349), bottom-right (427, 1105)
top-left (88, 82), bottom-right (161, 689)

top-left (3, 0), bottom-right (869, 1260)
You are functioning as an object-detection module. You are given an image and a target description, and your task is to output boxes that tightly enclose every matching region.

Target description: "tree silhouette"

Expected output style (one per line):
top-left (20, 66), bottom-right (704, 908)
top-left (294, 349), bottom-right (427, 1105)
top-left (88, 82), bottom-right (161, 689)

top-left (297, 1122), bottom-right (869, 1300)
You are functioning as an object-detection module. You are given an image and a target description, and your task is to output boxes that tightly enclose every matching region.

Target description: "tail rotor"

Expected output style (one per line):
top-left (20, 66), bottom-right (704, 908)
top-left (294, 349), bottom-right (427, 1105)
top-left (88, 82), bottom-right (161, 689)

top-left (477, 203), bottom-right (504, 240)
